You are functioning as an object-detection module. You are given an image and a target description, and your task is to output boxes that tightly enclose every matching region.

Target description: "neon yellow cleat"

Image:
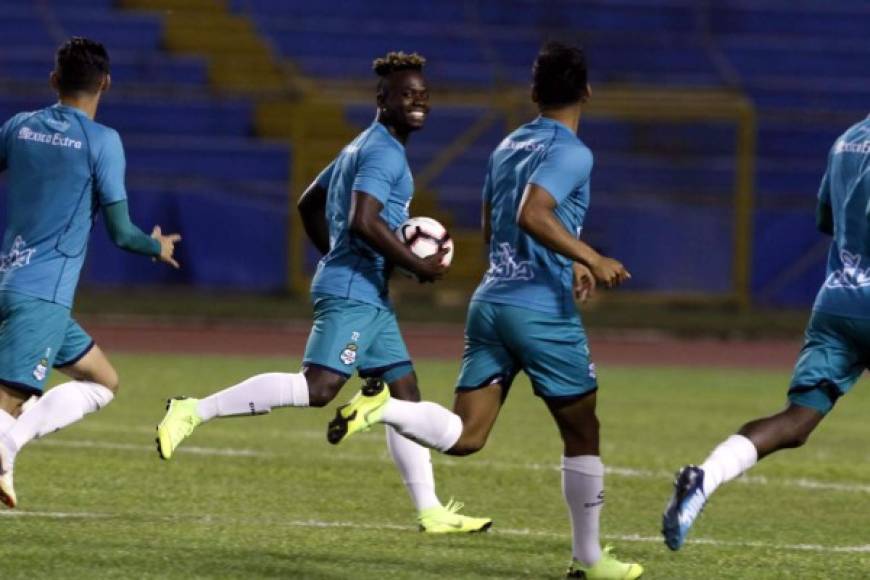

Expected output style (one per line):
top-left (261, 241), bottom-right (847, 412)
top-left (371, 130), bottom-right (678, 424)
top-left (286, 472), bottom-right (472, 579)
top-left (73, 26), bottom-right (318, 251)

top-left (566, 546), bottom-right (643, 579)
top-left (326, 379), bottom-right (389, 445)
top-left (418, 499), bottom-right (493, 534)
top-left (0, 441), bottom-right (17, 509)
top-left (156, 397), bottom-right (202, 460)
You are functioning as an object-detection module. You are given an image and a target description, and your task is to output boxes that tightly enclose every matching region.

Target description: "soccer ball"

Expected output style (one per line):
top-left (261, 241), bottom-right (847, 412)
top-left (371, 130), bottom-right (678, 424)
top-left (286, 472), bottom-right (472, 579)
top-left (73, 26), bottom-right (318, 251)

top-left (396, 216), bottom-right (454, 269)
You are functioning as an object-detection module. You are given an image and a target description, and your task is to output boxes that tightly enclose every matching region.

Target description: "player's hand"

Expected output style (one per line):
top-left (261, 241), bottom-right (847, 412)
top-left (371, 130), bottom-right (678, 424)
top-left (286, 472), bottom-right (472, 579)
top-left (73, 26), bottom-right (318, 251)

top-left (151, 225), bottom-right (182, 269)
top-left (573, 262), bottom-right (596, 303)
top-left (589, 255), bottom-right (630, 288)
top-left (413, 247), bottom-right (449, 283)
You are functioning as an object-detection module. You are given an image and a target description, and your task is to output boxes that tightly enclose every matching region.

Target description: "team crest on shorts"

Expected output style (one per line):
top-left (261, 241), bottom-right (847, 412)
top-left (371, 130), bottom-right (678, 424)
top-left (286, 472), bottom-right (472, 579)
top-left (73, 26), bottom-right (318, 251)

top-left (340, 343), bottom-right (358, 365)
top-left (33, 357), bottom-right (48, 381)
top-left (588, 363), bottom-right (597, 379)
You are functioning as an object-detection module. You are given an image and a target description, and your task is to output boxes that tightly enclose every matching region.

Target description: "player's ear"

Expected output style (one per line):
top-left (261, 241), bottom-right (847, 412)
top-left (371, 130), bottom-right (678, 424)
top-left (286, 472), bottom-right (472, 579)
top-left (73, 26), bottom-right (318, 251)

top-left (102, 74), bottom-right (111, 94)
top-left (582, 83), bottom-right (591, 102)
top-left (49, 71), bottom-right (60, 92)
top-left (530, 85), bottom-right (539, 104)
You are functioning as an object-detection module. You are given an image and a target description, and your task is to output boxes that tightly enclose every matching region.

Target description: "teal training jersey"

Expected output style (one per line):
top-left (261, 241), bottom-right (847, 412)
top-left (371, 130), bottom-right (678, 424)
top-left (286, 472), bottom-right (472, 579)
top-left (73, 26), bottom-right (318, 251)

top-left (0, 104), bottom-right (127, 307)
top-left (472, 116), bottom-right (593, 316)
top-left (309, 121), bottom-right (413, 309)
top-left (813, 116), bottom-right (870, 319)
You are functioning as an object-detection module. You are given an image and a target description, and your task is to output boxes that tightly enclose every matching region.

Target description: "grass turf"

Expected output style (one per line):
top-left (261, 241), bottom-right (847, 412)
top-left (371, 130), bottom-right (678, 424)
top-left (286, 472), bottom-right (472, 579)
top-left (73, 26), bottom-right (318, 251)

top-left (2, 354), bottom-right (868, 578)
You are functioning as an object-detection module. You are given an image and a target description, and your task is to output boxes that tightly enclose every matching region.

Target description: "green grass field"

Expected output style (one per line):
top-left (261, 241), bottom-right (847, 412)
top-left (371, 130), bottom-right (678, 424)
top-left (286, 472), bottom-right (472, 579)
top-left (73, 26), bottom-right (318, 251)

top-left (2, 354), bottom-right (869, 579)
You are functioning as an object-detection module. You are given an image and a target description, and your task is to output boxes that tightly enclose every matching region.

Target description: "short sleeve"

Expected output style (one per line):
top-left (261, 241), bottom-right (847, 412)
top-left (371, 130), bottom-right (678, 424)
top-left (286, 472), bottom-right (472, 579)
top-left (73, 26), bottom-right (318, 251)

top-left (93, 128), bottom-right (128, 206)
top-left (351, 142), bottom-right (405, 205)
top-left (314, 159), bottom-right (336, 190)
top-left (528, 143), bottom-right (593, 203)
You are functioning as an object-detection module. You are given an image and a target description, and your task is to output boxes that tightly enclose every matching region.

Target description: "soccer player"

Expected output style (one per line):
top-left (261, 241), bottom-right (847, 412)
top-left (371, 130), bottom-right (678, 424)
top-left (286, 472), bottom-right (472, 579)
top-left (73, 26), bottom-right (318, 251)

top-left (329, 42), bottom-right (643, 579)
top-left (156, 51), bottom-right (491, 534)
top-left (0, 37), bottom-right (182, 508)
top-left (662, 116), bottom-right (870, 550)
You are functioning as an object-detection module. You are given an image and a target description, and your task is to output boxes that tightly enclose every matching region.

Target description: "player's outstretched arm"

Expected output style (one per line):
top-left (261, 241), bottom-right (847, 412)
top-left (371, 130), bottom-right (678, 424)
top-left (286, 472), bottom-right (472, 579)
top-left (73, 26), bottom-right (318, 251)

top-left (298, 182), bottom-right (330, 254)
top-left (101, 201), bottom-right (181, 269)
top-left (350, 191), bottom-right (446, 282)
top-left (518, 183), bottom-right (629, 288)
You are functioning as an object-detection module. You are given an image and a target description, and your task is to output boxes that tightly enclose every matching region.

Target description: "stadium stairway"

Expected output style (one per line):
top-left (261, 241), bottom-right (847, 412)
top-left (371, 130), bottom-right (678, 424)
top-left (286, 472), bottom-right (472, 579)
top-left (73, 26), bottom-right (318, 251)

top-left (120, 0), bottom-right (288, 96)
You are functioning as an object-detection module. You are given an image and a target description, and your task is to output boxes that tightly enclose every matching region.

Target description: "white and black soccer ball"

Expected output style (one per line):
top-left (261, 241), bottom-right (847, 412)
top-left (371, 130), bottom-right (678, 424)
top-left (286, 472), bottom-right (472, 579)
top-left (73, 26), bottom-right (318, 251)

top-left (396, 217), bottom-right (454, 272)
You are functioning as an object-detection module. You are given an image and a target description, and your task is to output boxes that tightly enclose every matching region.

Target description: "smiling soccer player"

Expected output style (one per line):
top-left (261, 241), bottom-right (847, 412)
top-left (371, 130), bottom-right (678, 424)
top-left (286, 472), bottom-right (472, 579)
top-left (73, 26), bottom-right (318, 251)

top-left (156, 51), bottom-right (490, 534)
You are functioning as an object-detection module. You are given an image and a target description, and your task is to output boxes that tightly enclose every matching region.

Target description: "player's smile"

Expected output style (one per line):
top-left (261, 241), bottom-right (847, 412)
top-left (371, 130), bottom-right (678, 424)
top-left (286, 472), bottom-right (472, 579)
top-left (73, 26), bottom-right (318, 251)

top-left (407, 107), bottom-right (428, 126)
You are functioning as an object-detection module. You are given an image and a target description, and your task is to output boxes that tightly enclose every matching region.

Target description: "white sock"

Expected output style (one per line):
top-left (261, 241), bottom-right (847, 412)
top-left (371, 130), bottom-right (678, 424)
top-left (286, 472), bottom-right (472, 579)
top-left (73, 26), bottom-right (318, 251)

top-left (380, 399), bottom-right (462, 453)
top-left (196, 372), bottom-right (309, 421)
top-left (0, 409), bottom-right (15, 436)
top-left (385, 425), bottom-right (441, 511)
top-left (563, 455), bottom-right (604, 567)
top-left (1, 381), bottom-right (113, 460)
top-left (700, 434), bottom-right (758, 497)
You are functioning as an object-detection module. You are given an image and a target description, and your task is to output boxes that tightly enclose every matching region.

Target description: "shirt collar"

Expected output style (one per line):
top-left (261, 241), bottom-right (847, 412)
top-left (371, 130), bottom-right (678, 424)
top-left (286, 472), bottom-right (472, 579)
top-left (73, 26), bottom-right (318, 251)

top-left (533, 115), bottom-right (577, 137)
top-left (51, 103), bottom-right (90, 119)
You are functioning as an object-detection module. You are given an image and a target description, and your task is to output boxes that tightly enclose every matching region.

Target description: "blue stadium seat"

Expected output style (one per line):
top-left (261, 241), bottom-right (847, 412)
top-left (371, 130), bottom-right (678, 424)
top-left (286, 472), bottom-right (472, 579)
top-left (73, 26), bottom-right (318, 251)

top-left (124, 137), bottom-right (290, 183)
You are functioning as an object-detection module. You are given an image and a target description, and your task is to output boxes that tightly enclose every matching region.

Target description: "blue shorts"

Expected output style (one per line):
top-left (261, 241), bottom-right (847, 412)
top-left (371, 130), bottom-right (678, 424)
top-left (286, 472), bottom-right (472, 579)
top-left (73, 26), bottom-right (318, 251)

top-left (456, 300), bottom-right (597, 399)
top-left (0, 291), bottom-right (94, 396)
top-left (302, 295), bottom-right (413, 383)
top-left (788, 310), bottom-right (870, 415)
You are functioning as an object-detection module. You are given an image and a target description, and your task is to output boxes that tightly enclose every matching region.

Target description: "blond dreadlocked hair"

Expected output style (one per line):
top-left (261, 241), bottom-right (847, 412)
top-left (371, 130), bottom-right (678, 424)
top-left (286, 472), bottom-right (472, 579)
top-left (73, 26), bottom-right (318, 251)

top-left (372, 51), bottom-right (426, 77)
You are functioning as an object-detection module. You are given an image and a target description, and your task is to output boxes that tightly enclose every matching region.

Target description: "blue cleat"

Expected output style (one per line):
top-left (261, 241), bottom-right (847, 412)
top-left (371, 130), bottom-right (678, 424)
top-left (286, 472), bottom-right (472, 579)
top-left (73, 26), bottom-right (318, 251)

top-left (662, 465), bottom-right (707, 551)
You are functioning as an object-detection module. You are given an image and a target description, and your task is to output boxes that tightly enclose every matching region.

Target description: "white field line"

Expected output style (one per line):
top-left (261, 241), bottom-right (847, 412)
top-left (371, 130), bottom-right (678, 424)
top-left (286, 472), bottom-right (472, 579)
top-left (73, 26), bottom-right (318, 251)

top-left (1, 510), bottom-right (869, 554)
top-left (37, 438), bottom-right (870, 495)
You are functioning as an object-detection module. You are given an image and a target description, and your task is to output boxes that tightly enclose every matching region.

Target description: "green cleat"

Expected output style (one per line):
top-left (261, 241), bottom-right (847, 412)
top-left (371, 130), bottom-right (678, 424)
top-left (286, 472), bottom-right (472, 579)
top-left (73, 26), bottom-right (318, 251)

top-left (418, 499), bottom-right (493, 534)
top-left (327, 379), bottom-right (389, 445)
top-left (566, 546), bottom-right (643, 579)
top-left (156, 397), bottom-right (202, 460)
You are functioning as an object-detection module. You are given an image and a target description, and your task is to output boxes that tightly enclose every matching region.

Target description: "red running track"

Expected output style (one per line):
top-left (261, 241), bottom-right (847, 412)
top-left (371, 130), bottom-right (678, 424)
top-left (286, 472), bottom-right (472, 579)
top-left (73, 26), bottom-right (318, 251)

top-left (82, 319), bottom-right (801, 370)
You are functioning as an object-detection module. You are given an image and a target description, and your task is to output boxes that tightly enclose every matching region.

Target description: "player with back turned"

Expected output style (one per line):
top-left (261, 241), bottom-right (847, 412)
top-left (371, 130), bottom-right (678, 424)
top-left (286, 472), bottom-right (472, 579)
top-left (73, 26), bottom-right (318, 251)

top-left (156, 51), bottom-right (491, 534)
top-left (662, 115), bottom-right (870, 551)
top-left (0, 37), bottom-right (182, 508)
top-left (329, 42), bottom-right (643, 579)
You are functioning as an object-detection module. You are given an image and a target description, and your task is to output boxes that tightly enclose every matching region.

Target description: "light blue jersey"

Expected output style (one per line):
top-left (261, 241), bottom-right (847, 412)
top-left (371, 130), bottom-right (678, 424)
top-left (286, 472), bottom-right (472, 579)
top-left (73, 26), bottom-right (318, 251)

top-left (310, 121), bottom-right (413, 309)
top-left (812, 116), bottom-right (870, 319)
top-left (0, 104), bottom-right (127, 307)
top-left (472, 116), bottom-right (593, 316)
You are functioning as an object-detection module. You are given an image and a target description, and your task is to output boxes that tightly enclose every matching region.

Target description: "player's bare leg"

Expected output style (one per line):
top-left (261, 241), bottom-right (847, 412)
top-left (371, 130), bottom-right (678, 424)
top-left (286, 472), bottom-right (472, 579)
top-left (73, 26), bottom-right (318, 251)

top-left (157, 366), bottom-right (340, 459)
top-left (327, 374), bottom-right (493, 532)
top-left (663, 403), bottom-right (824, 551)
top-left (384, 372), bottom-right (492, 532)
top-left (548, 392), bottom-right (642, 579)
top-left (0, 385), bottom-right (28, 423)
top-left (0, 346), bottom-right (117, 508)
top-left (446, 382), bottom-right (505, 456)
top-left (738, 403), bottom-right (824, 459)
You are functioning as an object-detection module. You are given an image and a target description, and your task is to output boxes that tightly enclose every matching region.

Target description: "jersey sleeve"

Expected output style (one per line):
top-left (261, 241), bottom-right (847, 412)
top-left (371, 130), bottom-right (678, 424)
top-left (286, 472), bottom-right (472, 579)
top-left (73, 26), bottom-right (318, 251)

top-left (314, 159), bottom-right (336, 190)
top-left (93, 128), bottom-right (128, 206)
top-left (528, 143), bottom-right (593, 203)
top-left (351, 142), bottom-right (405, 205)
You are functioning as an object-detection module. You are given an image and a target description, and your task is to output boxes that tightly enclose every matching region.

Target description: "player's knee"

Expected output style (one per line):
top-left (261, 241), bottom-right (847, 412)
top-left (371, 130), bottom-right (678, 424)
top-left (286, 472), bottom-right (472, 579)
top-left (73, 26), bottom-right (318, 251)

top-left (448, 433), bottom-right (487, 456)
top-left (307, 381), bottom-right (342, 407)
top-left (781, 423), bottom-right (813, 449)
top-left (95, 367), bottom-right (120, 394)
